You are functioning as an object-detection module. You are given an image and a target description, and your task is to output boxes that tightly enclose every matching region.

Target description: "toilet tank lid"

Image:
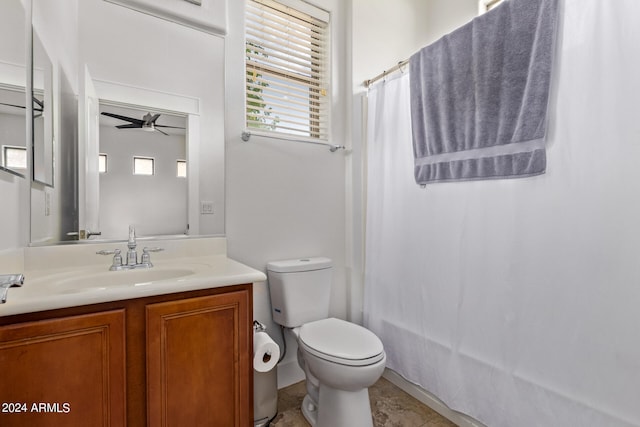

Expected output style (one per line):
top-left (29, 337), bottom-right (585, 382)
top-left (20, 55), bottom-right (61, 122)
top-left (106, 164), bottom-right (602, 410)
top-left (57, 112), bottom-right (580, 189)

top-left (266, 257), bottom-right (332, 273)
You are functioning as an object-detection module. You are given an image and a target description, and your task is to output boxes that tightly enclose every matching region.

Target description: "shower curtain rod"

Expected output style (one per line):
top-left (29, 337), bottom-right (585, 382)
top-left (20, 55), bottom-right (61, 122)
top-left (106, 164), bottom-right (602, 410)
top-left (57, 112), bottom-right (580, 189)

top-left (364, 59), bottom-right (409, 88)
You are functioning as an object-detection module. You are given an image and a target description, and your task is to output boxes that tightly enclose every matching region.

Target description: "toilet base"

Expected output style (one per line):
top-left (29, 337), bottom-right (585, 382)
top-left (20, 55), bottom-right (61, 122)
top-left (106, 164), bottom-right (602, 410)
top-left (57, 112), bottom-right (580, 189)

top-left (301, 394), bottom-right (318, 426)
top-left (300, 384), bottom-right (374, 427)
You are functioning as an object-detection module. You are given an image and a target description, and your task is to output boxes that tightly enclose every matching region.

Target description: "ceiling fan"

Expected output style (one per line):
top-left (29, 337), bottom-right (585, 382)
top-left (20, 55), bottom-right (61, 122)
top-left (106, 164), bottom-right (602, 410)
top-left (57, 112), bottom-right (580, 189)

top-left (101, 112), bottom-right (185, 136)
top-left (0, 97), bottom-right (44, 118)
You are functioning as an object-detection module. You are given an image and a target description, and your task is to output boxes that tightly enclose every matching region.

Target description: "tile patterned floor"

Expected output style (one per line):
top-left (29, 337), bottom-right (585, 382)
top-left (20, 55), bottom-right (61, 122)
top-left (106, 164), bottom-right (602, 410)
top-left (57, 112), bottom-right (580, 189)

top-left (271, 377), bottom-right (457, 427)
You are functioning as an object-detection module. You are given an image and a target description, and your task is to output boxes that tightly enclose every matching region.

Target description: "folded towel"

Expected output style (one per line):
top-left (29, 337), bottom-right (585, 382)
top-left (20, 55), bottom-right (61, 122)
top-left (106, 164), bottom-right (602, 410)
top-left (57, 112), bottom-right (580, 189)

top-left (409, 0), bottom-right (559, 184)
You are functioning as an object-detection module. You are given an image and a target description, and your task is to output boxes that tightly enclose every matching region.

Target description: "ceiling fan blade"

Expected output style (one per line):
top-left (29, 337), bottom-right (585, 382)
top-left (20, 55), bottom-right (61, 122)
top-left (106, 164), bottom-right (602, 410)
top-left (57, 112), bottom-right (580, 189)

top-left (154, 127), bottom-right (169, 136)
top-left (101, 112), bottom-right (144, 125)
top-left (155, 124), bottom-right (186, 129)
top-left (116, 124), bottom-right (142, 129)
top-left (32, 97), bottom-right (44, 109)
top-left (0, 102), bottom-right (26, 109)
top-left (149, 113), bottom-right (161, 124)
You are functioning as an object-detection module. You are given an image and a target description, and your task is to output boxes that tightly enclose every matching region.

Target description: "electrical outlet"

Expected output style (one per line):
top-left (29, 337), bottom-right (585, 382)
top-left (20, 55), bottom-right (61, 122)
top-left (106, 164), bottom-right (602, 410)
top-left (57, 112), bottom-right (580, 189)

top-left (200, 201), bottom-right (214, 215)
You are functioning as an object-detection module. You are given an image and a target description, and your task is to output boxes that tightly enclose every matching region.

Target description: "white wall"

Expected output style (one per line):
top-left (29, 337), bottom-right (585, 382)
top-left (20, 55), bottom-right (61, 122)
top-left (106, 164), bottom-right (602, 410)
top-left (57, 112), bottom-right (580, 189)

top-left (0, 113), bottom-right (29, 250)
top-left (0, 114), bottom-right (26, 152)
top-left (99, 125), bottom-right (187, 239)
top-left (0, 176), bottom-right (28, 250)
top-left (225, 0), bottom-right (350, 386)
top-left (78, 0), bottom-right (225, 236)
top-left (0, 0), bottom-right (26, 72)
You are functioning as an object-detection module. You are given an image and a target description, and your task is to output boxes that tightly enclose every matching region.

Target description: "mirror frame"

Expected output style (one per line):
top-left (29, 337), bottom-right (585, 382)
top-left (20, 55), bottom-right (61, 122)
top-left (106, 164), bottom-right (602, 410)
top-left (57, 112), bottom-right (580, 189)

top-left (31, 30), bottom-right (54, 187)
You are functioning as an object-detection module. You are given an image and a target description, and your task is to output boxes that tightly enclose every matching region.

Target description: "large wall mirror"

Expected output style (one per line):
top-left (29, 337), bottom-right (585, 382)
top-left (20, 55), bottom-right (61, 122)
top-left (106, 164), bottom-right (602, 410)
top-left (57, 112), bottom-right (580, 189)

top-left (0, 0), bottom-right (28, 179)
top-left (28, 0), bottom-right (225, 245)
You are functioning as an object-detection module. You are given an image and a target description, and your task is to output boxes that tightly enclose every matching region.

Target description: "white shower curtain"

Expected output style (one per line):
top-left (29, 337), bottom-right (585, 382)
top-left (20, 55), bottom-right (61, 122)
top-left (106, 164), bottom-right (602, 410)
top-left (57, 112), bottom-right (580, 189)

top-left (363, 1), bottom-right (640, 426)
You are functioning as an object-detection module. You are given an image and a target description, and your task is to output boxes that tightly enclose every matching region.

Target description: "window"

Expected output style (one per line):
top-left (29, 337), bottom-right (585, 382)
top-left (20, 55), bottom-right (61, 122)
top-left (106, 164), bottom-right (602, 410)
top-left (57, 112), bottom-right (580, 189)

top-left (245, 0), bottom-right (330, 140)
top-left (2, 146), bottom-right (27, 170)
top-left (479, 0), bottom-right (504, 14)
top-left (133, 156), bottom-right (154, 176)
top-left (99, 154), bottom-right (108, 173)
top-left (176, 160), bottom-right (187, 178)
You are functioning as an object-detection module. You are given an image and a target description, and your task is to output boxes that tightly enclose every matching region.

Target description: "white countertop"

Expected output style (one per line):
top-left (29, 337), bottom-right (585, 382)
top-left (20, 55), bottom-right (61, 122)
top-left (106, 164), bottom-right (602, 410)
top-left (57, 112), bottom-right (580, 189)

top-left (0, 237), bottom-right (267, 317)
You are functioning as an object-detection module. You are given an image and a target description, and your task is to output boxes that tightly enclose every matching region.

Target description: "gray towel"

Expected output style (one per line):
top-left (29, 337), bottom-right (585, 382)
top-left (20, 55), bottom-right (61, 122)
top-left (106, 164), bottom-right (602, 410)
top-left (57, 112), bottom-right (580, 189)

top-left (409, 0), bottom-right (558, 184)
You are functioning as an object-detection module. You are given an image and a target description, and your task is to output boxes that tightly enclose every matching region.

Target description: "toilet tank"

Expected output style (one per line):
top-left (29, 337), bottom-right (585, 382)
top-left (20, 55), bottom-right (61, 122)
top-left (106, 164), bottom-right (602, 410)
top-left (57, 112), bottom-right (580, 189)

top-left (266, 257), bottom-right (332, 328)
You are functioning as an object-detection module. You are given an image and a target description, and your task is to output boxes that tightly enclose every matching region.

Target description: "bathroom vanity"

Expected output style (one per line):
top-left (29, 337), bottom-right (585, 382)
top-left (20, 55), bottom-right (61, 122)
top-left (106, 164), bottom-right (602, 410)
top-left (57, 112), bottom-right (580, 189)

top-left (0, 237), bottom-right (265, 427)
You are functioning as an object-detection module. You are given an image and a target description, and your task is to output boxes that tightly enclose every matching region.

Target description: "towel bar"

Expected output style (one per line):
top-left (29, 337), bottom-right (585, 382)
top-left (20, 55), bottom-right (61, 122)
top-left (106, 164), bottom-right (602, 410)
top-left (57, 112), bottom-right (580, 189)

top-left (241, 131), bottom-right (345, 153)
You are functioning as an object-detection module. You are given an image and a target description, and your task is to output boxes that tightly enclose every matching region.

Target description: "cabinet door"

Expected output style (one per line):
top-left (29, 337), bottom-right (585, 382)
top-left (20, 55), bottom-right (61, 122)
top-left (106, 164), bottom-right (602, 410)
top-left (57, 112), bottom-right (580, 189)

top-left (146, 290), bottom-right (251, 427)
top-left (0, 310), bottom-right (126, 427)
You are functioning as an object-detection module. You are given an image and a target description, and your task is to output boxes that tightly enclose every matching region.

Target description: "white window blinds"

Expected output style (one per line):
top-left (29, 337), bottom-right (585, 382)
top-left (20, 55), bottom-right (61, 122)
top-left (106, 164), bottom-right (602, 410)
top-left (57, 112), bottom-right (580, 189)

top-left (245, 0), bottom-right (330, 141)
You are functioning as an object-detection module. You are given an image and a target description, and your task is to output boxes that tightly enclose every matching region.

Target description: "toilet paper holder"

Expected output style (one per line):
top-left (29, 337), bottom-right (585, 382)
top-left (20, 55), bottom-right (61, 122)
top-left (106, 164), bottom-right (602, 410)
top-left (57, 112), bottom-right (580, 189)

top-left (253, 320), bottom-right (267, 332)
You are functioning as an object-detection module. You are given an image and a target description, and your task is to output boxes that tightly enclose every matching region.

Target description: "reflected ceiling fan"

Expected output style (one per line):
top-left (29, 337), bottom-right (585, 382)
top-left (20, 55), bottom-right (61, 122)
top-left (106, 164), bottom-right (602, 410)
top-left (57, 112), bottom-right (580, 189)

top-left (0, 97), bottom-right (44, 118)
top-left (101, 112), bottom-right (185, 136)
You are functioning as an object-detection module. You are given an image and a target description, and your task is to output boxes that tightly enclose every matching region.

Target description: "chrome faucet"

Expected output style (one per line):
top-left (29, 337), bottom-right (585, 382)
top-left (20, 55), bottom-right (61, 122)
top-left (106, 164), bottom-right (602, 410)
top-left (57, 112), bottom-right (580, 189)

top-left (126, 224), bottom-right (138, 266)
top-left (96, 225), bottom-right (164, 271)
top-left (1, 274), bottom-right (24, 304)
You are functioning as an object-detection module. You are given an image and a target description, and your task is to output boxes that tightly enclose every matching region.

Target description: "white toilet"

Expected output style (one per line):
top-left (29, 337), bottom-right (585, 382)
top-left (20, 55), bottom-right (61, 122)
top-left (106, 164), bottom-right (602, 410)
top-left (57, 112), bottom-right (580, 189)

top-left (267, 257), bottom-right (386, 427)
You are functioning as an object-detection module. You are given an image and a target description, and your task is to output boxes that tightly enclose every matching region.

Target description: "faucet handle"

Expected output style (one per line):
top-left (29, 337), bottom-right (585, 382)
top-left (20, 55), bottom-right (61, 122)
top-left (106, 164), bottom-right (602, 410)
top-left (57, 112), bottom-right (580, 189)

top-left (96, 249), bottom-right (123, 270)
top-left (0, 274), bottom-right (25, 304)
top-left (143, 247), bottom-right (164, 253)
top-left (140, 247), bottom-right (164, 267)
top-left (96, 249), bottom-right (118, 255)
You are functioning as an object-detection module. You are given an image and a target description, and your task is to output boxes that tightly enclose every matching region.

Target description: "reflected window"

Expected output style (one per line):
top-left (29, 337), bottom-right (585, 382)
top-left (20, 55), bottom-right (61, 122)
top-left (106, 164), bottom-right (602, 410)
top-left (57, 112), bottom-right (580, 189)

top-left (2, 146), bottom-right (27, 170)
top-left (99, 153), bottom-right (108, 173)
top-left (176, 160), bottom-right (186, 178)
top-left (133, 156), bottom-right (154, 176)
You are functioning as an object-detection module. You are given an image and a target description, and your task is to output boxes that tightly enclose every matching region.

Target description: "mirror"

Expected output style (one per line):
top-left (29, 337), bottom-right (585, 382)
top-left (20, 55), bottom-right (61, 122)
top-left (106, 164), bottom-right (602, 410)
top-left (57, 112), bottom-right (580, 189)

top-left (0, 0), bottom-right (27, 178)
top-left (29, 0), bottom-right (226, 245)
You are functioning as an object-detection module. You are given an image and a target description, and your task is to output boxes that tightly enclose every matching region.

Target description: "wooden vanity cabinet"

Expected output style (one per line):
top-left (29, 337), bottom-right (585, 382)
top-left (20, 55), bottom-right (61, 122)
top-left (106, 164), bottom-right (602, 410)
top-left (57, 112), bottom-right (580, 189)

top-left (0, 310), bottom-right (127, 427)
top-left (146, 290), bottom-right (252, 427)
top-left (0, 284), bottom-right (253, 427)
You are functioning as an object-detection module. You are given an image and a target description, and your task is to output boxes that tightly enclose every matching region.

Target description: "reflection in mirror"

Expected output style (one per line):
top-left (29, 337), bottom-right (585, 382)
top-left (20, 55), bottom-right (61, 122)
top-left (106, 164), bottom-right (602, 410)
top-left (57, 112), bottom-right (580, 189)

top-left (30, 0), bottom-right (80, 244)
top-left (32, 32), bottom-right (54, 187)
top-left (98, 104), bottom-right (188, 240)
top-left (0, 87), bottom-right (28, 177)
top-left (0, 0), bottom-right (27, 178)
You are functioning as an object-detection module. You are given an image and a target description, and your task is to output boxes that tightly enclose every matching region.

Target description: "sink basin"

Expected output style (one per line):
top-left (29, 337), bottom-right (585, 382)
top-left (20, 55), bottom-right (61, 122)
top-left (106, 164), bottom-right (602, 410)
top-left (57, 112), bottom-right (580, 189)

top-left (47, 267), bottom-right (197, 294)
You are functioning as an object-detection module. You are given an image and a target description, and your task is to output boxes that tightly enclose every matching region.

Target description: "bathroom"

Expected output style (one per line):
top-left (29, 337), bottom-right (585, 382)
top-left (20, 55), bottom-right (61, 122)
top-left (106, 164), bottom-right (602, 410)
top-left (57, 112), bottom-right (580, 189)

top-left (1, 0), bottom-right (639, 426)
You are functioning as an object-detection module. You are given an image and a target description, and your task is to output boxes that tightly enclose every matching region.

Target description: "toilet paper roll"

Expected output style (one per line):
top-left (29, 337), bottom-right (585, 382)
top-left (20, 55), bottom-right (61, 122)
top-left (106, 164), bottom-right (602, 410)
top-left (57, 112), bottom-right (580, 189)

top-left (253, 331), bottom-right (280, 373)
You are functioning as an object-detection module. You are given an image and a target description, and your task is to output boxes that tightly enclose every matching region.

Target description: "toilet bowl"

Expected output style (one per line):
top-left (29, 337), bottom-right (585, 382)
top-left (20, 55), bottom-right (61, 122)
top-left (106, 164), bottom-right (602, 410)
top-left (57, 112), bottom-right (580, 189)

top-left (266, 258), bottom-right (386, 427)
top-left (296, 318), bottom-right (386, 427)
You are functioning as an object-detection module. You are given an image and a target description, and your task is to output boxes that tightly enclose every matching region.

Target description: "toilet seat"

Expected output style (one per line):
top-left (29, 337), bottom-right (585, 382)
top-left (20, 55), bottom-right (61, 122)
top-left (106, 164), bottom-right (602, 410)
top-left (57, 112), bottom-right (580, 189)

top-left (299, 318), bottom-right (384, 367)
